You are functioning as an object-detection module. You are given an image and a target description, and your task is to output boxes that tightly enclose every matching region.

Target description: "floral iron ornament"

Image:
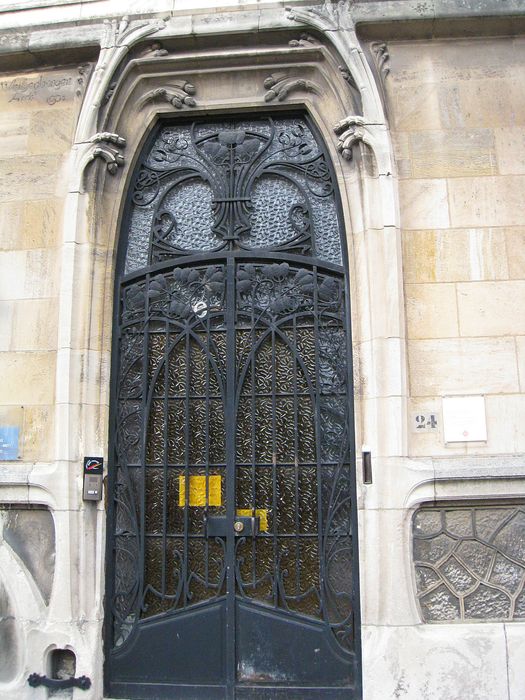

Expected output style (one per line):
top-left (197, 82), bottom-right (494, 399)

top-left (126, 117), bottom-right (342, 269)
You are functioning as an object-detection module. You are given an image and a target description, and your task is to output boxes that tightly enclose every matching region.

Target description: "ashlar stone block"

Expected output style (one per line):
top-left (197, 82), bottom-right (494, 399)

top-left (448, 175), bottom-right (525, 228)
top-left (392, 83), bottom-right (442, 130)
top-left (467, 395), bottom-right (525, 455)
top-left (0, 352), bottom-right (56, 405)
top-left (10, 298), bottom-right (58, 351)
top-left (399, 179), bottom-right (450, 230)
top-left (409, 129), bottom-right (497, 178)
top-left (456, 77), bottom-right (525, 128)
top-left (27, 108), bottom-right (75, 155)
top-left (22, 404), bottom-right (54, 462)
top-left (517, 336), bottom-right (525, 392)
top-left (408, 337), bottom-right (519, 396)
top-left (0, 111), bottom-right (29, 156)
top-left (403, 228), bottom-right (509, 283)
top-left (495, 127), bottom-right (525, 175)
top-left (0, 155), bottom-right (61, 203)
top-left (457, 280), bottom-right (525, 337)
top-left (405, 283), bottom-right (459, 339)
top-left (505, 227), bottom-right (525, 279)
top-left (0, 249), bottom-right (59, 300)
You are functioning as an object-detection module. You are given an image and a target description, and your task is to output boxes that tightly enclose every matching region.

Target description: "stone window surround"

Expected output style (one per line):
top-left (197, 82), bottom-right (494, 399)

top-left (413, 499), bottom-right (525, 623)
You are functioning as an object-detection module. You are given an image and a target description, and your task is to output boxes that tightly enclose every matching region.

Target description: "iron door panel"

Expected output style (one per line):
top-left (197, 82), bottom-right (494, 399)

top-left (236, 601), bottom-right (355, 686)
top-left (109, 600), bottom-right (226, 686)
top-left (106, 115), bottom-right (360, 699)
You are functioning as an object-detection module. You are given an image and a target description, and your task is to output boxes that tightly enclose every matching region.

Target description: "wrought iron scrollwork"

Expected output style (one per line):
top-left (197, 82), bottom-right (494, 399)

top-left (124, 117), bottom-right (342, 273)
top-left (110, 116), bottom-right (356, 661)
top-left (234, 261), bottom-right (354, 651)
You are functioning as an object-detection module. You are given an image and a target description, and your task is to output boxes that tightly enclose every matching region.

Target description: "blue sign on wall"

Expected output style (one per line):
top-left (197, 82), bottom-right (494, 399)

top-left (0, 426), bottom-right (20, 460)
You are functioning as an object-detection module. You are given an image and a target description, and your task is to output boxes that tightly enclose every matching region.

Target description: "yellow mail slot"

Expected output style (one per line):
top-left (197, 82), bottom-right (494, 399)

top-left (178, 475), bottom-right (222, 507)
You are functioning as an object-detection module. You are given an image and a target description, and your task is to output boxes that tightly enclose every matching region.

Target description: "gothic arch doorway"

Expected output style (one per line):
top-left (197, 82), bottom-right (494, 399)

top-left (105, 113), bottom-right (360, 699)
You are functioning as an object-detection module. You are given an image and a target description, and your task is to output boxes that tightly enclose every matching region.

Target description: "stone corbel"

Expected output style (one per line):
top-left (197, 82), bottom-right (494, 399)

top-left (263, 73), bottom-right (321, 102)
top-left (333, 116), bottom-right (369, 160)
top-left (333, 116), bottom-right (391, 174)
top-left (142, 82), bottom-right (197, 110)
top-left (288, 33), bottom-right (318, 48)
top-left (82, 132), bottom-right (126, 176)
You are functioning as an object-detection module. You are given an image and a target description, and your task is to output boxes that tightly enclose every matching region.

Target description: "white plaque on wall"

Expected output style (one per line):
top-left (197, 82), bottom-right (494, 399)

top-left (442, 395), bottom-right (487, 443)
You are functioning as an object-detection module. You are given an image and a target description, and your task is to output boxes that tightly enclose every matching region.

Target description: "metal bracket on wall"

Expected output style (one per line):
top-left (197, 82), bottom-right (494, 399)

top-left (27, 673), bottom-right (92, 690)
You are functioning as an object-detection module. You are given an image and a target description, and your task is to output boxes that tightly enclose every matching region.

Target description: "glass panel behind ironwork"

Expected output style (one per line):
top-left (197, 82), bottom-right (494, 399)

top-left (112, 264), bottom-right (227, 646)
top-left (124, 117), bottom-right (342, 273)
top-left (234, 262), bottom-right (354, 650)
top-left (413, 503), bottom-right (525, 622)
top-left (110, 115), bottom-right (357, 674)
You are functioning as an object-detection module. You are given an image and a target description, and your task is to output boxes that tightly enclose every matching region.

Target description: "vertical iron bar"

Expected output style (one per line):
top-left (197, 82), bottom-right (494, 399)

top-left (139, 277), bottom-right (150, 618)
top-left (271, 324), bottom-right (278, 607)
top-left (293, 315), bottom-right (300, 595)
top-left (250, 279), bottom-right (257, 586)
top-left (204, 275), bottom-right (211, 588)
top-left (312, 266), bottom-right (325, 615)
top-left (183, 323), bottom-right (190, 605)
top-left (162, 322), bottom-right (169, 597)
top-left (225, 256), bottom-right (236, 698)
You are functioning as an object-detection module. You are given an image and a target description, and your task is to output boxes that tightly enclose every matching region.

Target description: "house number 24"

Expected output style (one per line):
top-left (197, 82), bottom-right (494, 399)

top-left (413, 413), bottom-right (438, 432)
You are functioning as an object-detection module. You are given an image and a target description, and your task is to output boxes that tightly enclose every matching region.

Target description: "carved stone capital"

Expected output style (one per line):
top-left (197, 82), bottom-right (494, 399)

top-left (263, 73), bottom-right (321, 102)
top-left (370, 42), bottom-right (390, 80)
top-left (89, 132), bottom-right (126, 174)
top-left (333, 116), bottom-right (368, 161)
top-left (288, 34), bottom-right (318, 48)
top-left (286, 1), bottom-right (356, 32)
top-left (142, 82), bottom-right (197, 110)
top-left (333, 116), bottom-right (393, 174)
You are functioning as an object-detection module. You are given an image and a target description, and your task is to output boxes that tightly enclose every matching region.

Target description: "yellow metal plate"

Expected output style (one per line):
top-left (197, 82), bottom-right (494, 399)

top-left (178, 475), bottom-right (222, 507)
top-left (236, 508), bottom-right (269, 532)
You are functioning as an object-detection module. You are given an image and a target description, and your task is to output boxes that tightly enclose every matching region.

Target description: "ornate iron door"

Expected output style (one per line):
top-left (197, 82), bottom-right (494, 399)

top-left (105, 115), bottom-right (360, 699)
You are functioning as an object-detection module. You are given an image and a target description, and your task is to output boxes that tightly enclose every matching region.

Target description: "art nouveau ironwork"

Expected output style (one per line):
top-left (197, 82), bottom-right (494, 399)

top-left (106, 115), bottom-right (358, 699)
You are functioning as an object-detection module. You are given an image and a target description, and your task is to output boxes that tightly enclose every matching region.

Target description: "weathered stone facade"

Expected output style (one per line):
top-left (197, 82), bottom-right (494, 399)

top-left (0, 1), bottom-right (523, 698)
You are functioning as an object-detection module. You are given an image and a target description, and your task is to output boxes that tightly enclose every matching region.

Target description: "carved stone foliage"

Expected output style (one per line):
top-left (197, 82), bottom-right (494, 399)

top-left (333, 116), bottom-right (368, 161)
top-left (286, 0), bottom-right (356, 32)
top-left (142, 82), bottom-right (197, 110)
top-left (288, 33), bottom-right (318, 48)
top-left (90, 132), bottom-right (126, 174)
top-left (263, 73), bottom-right (321, 102)
top-left (413, 504), bottom-right (525, 622)
top-left (286, 0), bottom-right (394, 174)
top-left (75, 14), bottom-right (165, 142)
top-left (370, 41), bottom-right (390, 80)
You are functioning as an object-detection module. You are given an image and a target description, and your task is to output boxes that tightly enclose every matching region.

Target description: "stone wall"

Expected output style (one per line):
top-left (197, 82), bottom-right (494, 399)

top-left (0, 1), bottom-right (523, 699)
top-left (387, 36), bottom-right (525, 460)
top-left (0, 66), bottom-right (82, 462)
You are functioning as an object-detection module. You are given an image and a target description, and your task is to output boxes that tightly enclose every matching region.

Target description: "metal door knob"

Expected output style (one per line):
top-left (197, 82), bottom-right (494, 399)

top-left (233, 521), bottom-right (244, 533)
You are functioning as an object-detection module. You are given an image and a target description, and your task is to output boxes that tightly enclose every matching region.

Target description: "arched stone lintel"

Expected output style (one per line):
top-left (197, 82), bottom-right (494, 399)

top-left (60, 30), bottom-right (407, 460)
top-left (37, 24), bottom-right (408, 697)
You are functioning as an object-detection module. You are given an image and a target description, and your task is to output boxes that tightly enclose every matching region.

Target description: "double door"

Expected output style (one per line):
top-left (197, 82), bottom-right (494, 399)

top-left (106, 252), bottom-right (358, 698)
